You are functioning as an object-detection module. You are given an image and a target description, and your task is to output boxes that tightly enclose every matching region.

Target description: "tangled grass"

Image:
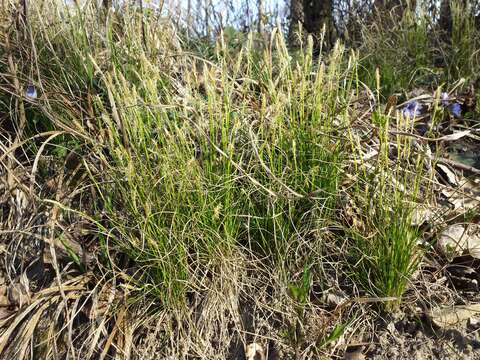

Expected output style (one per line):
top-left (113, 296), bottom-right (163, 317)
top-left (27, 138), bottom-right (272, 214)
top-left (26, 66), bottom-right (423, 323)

top-left (0, 1), bottom-right (479, 358)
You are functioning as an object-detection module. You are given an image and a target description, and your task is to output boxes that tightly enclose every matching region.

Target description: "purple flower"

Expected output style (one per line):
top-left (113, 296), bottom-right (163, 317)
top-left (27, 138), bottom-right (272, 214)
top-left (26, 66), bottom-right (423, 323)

top-left (439, 92), bottom-right (461, 118)
top-left (441, 92), bottom-right (449, 107)
top-left (448, 102), bottom-right (461, 118)
top-left (25, 84), bottom-right (37, 99)
top-left (402, 100), bottom-right (422, 118)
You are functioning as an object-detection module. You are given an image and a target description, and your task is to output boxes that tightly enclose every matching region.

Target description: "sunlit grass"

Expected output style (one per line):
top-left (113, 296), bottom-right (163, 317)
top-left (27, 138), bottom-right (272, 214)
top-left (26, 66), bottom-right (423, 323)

top-left (2, 0), bottom-right (473, 356)
top-left (0, 0), bottom-right (435, 309)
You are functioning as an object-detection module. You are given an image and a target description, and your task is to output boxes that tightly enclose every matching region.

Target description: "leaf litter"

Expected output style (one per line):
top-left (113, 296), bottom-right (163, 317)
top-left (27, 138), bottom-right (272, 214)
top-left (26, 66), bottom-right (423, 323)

top-left (336, 83), bottom-right (480, 358)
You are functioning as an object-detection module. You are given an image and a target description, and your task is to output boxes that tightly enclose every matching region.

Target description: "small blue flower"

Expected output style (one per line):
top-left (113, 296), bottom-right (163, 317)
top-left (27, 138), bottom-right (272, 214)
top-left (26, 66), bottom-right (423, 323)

top-left (448, 102), bottom-right (461, 118)
top-left (402, 100), bottom-right (422, 118)
top-left (25, 84), bottom-right (37, 99)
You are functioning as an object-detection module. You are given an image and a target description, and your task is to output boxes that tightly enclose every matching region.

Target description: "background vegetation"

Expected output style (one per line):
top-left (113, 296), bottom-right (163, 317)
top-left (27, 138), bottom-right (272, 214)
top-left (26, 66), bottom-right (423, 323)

top-left (0, 0), bottom-right (479, 358)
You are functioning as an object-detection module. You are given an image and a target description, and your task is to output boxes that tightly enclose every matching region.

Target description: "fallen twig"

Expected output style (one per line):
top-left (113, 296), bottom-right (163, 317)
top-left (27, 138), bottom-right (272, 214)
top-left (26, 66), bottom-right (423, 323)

top-left (437, 157), bottom-right (480, 176)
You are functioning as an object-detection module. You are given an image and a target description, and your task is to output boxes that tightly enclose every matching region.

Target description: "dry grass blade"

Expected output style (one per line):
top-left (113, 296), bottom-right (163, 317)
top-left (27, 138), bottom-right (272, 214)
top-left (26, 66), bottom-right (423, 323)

top-left (83, 281), bottom-right (121, 359)
top-left (99, 306), bottom-right (127, 360)
top-left (0, 131), bottom-right (66, 164)
top-left (0, 273), bottom-right (91, 358)
top-left (29, 132), bottom-right (66, 196)
top-left (0, 297), bottom-right (47, 355)
top-left (16, 297), bottom-right (57, 360)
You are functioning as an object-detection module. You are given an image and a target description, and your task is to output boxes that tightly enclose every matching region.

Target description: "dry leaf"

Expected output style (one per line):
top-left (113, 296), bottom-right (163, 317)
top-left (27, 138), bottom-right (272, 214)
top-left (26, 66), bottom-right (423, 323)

top-left (429, 304), bottom-right (480, 328)
top-left (323, 292), bottom-right (348, 307)
top-left (411, 205), bottom-right (435, 226)
top-left (437, 163), bottom-right (458, 186)
top-left (466, 228), bottom-right (480, 259)
top-left (438, 130), bottom-right (471, 142)
top-left (437, 224), bottom-right (468, 259)
top-left (441, 178), bottom-right (480, 211)
top-left (468, 317), bottom-right (480, 328)
top-left (437, 224), bottom-right (480, 260)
